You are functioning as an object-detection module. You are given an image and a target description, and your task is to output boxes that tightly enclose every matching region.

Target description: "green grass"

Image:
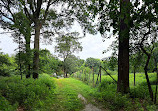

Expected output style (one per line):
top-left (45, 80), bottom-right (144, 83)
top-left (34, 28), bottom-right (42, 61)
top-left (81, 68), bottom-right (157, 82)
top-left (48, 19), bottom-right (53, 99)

top-left (1, 72), bottom-right (158, 111)
top-left (0, 74), bottom-right (56, 111)
top-left (73, 72), bottom-right (158, 110)
top-left (51, 78), bottom-right (97, 111)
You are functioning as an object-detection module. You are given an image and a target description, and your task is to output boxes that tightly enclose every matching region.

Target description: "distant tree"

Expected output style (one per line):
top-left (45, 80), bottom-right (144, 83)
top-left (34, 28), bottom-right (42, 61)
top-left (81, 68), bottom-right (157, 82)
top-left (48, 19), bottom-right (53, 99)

top-left (55, 32), bottom-right (82, 77)
top-left (39, 49), bottom-right (62, 74)
top-left (64, 55), bottom-right (81, 75)
top-left (129, 51), bottom-right (144, 86)
top-left (0, 52), bottom-right (17, 76)
top-left (85, 57), bottom-right (101, 73)
top-left (103, 56), bottom-right (118, 71)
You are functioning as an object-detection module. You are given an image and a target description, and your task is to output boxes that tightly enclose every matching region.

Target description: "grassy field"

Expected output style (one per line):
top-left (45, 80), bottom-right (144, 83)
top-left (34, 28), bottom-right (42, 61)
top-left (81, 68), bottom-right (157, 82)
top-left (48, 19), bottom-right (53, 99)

top-left (0, 73), bottom-right (158, 111)
top-left (51, 78), bottom-right (99, 111)
top-left (0, 74), bottom-right (56, 111)
top-left (73, 72), bottom-right (158, 110)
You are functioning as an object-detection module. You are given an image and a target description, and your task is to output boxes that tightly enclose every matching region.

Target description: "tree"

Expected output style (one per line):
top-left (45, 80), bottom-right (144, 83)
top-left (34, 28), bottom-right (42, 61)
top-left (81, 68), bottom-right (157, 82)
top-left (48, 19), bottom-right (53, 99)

top-left (39, 49), bottom-right (62, 74)
top-left (1, 0), bottom-right (91, 79)
top-left (55, 32), bottom-right (82, 77)
top-left (81, 0), bottom-right (131, 93)
top-left (103, 56), bottom-right (118, 71)
top-left (129, 51), bottom-right (143, 86)
top-left (116, 0), bottom-right (130, 93)
top-left (85, 57), bottom-right (101, 73)
top-left (0, 52), bottom-right (17, 76)
top-left (64, 55), bottom-right (81, 75)
top-left (0, 1), bottom-right (32, 78)
top-left (130, 0), bottom-right (158, 101)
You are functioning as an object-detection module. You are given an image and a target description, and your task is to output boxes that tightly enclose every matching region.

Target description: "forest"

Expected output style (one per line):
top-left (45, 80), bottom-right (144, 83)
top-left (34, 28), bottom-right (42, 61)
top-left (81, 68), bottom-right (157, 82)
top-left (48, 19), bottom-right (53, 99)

top-left (0, 0), bottom-right (158, 111)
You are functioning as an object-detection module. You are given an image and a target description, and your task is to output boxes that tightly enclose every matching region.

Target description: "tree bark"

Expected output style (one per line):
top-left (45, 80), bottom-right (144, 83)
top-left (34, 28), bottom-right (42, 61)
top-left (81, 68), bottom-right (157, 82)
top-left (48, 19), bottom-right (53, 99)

top-left (154, 57), bottom-right (158, 104)
top-left (117, 0), bottom-right (130, 93)
top-left (134, 67), bottom-right (136, 86)
top-left (33, 22), bottom-right (41, 79)
top-left (144, 55), bottom-right (153, 101)
top-left (25, 39), bottom-right (31, 78)
top-left (63, 58), bottom-right (67, 78)
top-left (155, 70), bottom-right (158, 104)
top-left (93, 67), bottom-right (94, 87)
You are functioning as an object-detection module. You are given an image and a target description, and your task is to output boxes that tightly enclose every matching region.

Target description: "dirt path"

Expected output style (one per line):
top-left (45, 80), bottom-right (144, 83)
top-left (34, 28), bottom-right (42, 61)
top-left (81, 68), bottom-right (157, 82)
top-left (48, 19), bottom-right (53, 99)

top-left (54, 78), bottom-right (106, 111)
top-left (78, 94), bottom-right (103, 111)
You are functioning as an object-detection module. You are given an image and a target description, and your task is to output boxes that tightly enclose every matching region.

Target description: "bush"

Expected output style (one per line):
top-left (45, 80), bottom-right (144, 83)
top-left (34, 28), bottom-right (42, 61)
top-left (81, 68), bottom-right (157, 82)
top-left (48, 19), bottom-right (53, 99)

top-left (0, 94), bottom-right (17, 111)
top-left (93, 79), bottom-right (132, 110)
top-left (0, 74), bottom-right (56, 110)
top-left (130, 85), bottom-right (150, 99)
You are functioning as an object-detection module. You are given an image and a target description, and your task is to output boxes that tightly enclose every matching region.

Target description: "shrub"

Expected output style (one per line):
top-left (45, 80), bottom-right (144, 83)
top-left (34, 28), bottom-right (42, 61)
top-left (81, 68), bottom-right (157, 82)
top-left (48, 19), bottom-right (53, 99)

top-left (0, 74), bottom-right (56, 110)
top-left (0, 94), bottom-right (17, 111)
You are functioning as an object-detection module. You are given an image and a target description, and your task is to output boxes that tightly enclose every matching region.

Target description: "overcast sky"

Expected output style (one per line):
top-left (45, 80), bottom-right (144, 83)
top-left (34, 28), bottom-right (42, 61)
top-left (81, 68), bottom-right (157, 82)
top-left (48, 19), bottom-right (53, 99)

top-left (0, 22), bottom-right (114, 60)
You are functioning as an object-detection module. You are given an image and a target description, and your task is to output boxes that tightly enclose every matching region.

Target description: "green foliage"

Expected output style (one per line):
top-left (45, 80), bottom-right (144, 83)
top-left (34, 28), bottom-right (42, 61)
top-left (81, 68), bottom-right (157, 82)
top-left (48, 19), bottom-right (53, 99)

top-left (0, 94), bottom-right (17, 111)
top-left (102, 56), bottom-right (118, 71)
top-left (65, 55), bottom-right (84, 75)
top-left (0, 53), bottom-right (17, 76)
top-left (0, 74), bottom-right (56, 110)
top-left (55, 32), bottom-right (82, 59)
top-left (85, 57), bottom-right (101, 73)
top-left (74, 72), bottom-right (158, 110)
top-left (55, 32), bottom-right (82, 76)
top-left (39, 49), bottom-right (62, 74)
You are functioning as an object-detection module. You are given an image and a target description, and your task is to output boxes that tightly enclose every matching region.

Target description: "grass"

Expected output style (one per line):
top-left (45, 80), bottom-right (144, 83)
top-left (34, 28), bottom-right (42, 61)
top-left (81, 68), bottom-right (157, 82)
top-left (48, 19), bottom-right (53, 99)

top-left (73, 72), bottom-right (158, 110)
top-left (0, 74), bottom-right (56, 111)
top-left (51, 78), bottom-right (97, 111)
top-left (0, 72), bottom-right (158, 111)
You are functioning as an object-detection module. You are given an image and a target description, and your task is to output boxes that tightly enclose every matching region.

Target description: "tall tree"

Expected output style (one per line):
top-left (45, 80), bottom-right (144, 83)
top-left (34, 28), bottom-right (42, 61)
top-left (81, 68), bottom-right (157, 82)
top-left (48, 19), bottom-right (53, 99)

top-left (55, 32), bottom-right (82, 77)
top-left (0, 1), bottom-right (32, 78)
top-left (117, 0), bottom-right (130, 93)
top-left (20, 0), bottom-right (53, 79)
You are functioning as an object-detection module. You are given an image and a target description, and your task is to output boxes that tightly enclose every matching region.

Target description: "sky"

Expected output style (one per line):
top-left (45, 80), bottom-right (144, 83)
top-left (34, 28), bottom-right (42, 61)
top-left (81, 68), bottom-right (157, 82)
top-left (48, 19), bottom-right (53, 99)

top-left (0, 22), bottom-right (114, 60)
top-left (0, 27), bottom-right (114, 60)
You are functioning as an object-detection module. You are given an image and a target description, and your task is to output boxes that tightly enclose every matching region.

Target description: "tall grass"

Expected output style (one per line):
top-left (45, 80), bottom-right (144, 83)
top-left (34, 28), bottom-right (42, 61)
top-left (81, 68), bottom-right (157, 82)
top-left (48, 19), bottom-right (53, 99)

top-left (73, 72), bottom-right (158, 110)
top-left (0, 74), bottom-right (56, 111)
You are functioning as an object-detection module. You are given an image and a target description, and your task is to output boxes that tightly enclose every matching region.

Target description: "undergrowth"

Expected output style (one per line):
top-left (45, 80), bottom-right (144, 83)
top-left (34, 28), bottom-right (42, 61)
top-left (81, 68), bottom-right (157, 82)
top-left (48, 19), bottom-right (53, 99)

top-left (73, 72), bottom-right (158, 110)
top-left (0, 74), bottom-right (56, 111)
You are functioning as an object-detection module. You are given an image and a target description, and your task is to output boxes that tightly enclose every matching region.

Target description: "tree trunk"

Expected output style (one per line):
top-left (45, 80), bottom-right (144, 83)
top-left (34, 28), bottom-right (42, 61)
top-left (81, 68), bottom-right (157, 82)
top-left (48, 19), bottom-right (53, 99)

top-left (155, 70), bottom-right (158, 104)
top-left (154, 57), bottom-right (158, 104)
top-left (26, 39), bottom-right (31, 78)
top-left (117, 0), bottom-right (130, 93)
top-left (93, 67), bottom-right (94, 87)
top-left (144, 55), bottom-right (153, 101)
top-left (100, 66), bottom-right (101, 83)
top-left (33, 23), bottom-right (41, 79)
top-left (134, 67), bottom-right (136, 86)
top-left (63, 58), bottom-right (67, 78)
top-left (66, 71), bottom-right (68, 78)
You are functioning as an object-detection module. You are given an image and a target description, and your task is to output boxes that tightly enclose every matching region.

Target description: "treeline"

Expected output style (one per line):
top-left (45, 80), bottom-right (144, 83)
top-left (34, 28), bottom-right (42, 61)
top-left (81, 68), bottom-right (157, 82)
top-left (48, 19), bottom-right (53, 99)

top-left (0, 50), bottom-right (61, 77)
